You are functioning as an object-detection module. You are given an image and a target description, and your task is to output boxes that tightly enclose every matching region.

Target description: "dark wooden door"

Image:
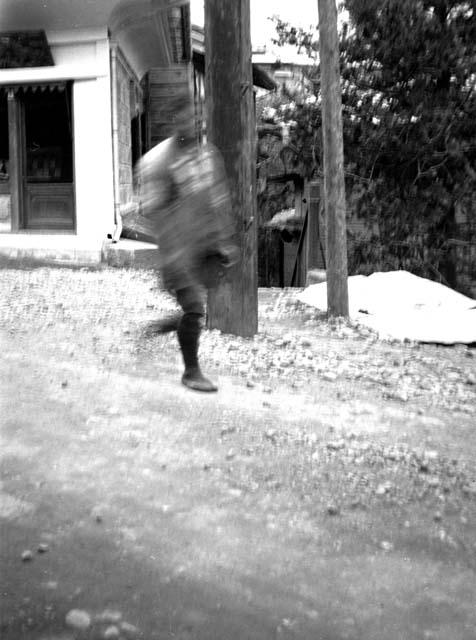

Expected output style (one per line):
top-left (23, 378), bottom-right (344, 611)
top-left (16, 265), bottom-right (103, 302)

top-left (22, 87), bottom-right (75, 230)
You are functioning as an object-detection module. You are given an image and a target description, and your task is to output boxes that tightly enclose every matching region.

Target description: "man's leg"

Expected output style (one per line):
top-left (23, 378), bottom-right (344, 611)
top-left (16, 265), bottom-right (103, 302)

top-left (175, 286), bottom-right (217, 392)
top-left (144, 271), bottom-right (182, 335)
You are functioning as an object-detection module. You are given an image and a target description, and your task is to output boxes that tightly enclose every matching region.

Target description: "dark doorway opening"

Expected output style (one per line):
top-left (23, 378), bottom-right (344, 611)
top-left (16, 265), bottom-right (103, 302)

top-left (22, 84), bottom-right (74, 230)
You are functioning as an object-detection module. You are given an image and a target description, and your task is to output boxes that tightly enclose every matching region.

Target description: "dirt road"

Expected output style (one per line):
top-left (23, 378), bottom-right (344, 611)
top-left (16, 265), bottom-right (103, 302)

top-left (1, 266), bottom-right (475, 640)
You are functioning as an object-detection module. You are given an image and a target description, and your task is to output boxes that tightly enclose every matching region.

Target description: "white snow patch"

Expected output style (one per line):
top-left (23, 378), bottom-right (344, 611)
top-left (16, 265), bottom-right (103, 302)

top-left (297, 270), bottom-right (476, 344)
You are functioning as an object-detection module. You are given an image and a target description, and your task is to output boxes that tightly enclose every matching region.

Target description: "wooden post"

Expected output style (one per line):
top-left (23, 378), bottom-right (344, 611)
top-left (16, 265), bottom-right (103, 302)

top-left (7, 89), bottom-right (24, 231)
top-left (317, 0), bottom-right (349, 316)
top-left (204, 0), bottom-right (258, 337)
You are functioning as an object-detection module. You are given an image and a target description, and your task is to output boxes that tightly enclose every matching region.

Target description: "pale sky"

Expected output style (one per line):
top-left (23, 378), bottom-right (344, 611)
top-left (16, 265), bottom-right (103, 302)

top-left (190, 0), bottom-right (319, 48)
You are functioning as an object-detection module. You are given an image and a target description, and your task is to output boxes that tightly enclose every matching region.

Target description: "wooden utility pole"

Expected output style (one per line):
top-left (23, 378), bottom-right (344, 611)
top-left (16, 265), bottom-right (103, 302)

top-left (204, 0), bottom-right (258, 337)
top-left (317, 0), bottom-right (349, 316)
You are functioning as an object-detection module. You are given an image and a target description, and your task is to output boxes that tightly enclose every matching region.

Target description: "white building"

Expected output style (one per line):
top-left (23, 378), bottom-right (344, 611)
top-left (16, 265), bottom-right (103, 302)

top-left (0, 0), bottom-right (193, 264)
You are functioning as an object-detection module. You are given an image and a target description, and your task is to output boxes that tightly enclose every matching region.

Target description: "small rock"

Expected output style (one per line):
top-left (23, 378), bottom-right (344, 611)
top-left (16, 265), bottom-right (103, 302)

top-left (95, 610), bottom-right (123, 624)
top-left (465, 374), bottom-right (476, 385)
top-left (426, 476), bottom-right (440, 488)
top-left (326, 503), bottom-right (340, 516)
top-left (262, 385), bottom-right (272, 394)
top-left (91, 506), bottom-right (104, 523)
top-left (264, 429), bottom-right (278, 442)
top-left (21, 550), bottom-right (33, 562)
top-left (61, 380), bottom-right (68, 388)
top-left (225, 449), bottom-right (236, 460)
top-left (387, 390), bottom-right (409, 402)
top-left (376, 482), bottom-right (392, 496)
top-left (120, 621), bottom-right (140, 637)
top-left (462, 482), bottom-right (476, 496)
top-left (65, 609), bottom-right (91, 630)
top-left (326, 439), bottom-right (345, 451)
top-left (322, 372), bottom-right (338, 382)
top-left (433, 511), bottom-right (443, 522)
top-left (43, 581), bottom-right (58, 590)
top-left (380, 540), bottom-right (394, 552)
top-left (228, 488), bottom-right (243, 498)
top-left (246, 380), bottom-right (255, 388)
top-left (38, 543), bottom-right (49, 553)
top-left (220, 425), bottom-right (236, 437)
top-left (103, 625), bottom-right (120, 639)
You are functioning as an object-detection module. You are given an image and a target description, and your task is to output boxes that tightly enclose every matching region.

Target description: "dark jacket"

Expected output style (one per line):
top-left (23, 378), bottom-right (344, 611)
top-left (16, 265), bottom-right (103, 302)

top-left (133, 136), bottom-right (237, 291)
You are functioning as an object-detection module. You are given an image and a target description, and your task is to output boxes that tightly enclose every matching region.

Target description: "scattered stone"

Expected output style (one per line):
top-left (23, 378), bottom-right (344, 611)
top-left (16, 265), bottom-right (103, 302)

top-left (120, 621), bottom-right (140, 637)
top-left (38, 543), bottom-right (49, 553)
top-left (225, 449), bottom-right (236, 461)
top-left (91, 506), bottom-right (104, 523)
top-left (21, 550), bottom-right (33, 562)
top-left (386, 390), bottom-right (409, 402)
top-left (326, 503), bottom-right (340, 516)
top-left (95, 610), bottom-right (123, 624)
top-left (65, 609), bottom-right (91, 630)
top-left (462, 482), bottom-right (476, 497)
top-left (61, 380), bottom-right (68, 388)
top-left (228, 488), bottom-right (243, 498)
top-left (380, 540), bottom-right (394, 552)
top-left (264, 429), bottom-right (278, 442)
top-left (43, 581), bottom-right (58, 590)
top-left (246, 380), bottom-right (255, 388)
top-left (433, 511), bottom-right (443, 522)
top-left (220, 425), bottom-right (236, 437)
top-left (326, 439), bottom-right (346, 451)
top-left (376, 482), bottom-right (392, 496)
top-left (103, 626), bottom-right (120, 639)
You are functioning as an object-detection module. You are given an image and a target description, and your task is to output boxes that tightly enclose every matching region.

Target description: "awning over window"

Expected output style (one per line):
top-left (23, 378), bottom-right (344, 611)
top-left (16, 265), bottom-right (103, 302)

top-left (0, 81), bottom-right (66, 94)
top-left (0, 31), bottom-right (54, 69)
top-left (192, 51), bottom-right (277, 92)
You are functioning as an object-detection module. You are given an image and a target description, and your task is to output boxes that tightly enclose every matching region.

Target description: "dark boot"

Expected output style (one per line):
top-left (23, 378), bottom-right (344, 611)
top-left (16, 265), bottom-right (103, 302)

top-left (177, 312), bottom-right (217, 392)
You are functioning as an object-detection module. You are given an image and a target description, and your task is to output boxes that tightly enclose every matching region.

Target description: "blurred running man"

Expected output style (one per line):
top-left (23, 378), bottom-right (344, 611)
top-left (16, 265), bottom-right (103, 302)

top-left (131, 95), bottom-right (237, 392)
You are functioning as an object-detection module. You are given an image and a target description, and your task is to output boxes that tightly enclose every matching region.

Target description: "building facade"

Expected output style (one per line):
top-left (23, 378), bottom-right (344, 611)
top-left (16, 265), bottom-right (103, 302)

top-left (0, 0), bottom-right (192, 263)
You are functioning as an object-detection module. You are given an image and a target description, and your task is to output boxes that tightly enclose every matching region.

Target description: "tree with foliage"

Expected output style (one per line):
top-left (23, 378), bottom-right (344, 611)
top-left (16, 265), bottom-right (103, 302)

top-left (263, 1), bottom-right (476, 291)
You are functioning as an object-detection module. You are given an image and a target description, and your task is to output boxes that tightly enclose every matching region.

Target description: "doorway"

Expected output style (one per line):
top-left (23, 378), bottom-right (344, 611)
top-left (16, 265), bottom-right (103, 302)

top-left (21, 85), bottom-right (75, 231)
